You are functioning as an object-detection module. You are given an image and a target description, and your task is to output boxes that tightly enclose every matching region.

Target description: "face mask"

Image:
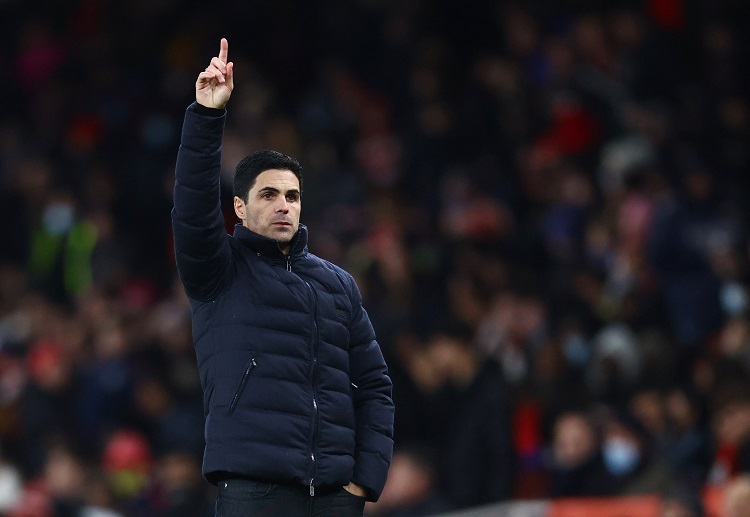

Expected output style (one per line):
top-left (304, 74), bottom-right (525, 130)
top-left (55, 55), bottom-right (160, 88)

top-left (42, 202), bottom-right (74, 235)
top-left (563, 334), bottom-right (590, 367)
top-left (721, 282), bottom-right (748, 317)
top-left (602, 437), bottom-right (640, 476)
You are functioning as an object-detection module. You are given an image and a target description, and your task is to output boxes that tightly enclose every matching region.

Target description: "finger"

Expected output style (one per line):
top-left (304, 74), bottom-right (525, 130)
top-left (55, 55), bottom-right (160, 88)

top-left (218, 38), bottom-right (229, 64)
top-left (205, 64), bottom-right (225, 83)
top-left (210, 57), bottom-right (227, 73)
top-left (197, 70), bottom-right (218, 85)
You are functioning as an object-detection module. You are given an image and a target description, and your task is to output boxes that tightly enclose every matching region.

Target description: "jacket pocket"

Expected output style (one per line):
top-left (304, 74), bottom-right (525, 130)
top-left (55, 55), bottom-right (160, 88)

top-left (229, 357), bottom-right (257, 416)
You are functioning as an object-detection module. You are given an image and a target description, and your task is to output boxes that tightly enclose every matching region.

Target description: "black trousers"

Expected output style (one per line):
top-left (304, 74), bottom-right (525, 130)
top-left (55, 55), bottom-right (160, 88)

top-left (215, 479), bottom-right (366, 517)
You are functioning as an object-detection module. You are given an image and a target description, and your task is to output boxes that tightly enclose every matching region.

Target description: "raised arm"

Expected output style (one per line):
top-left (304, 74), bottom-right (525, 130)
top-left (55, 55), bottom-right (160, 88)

top-left (172, 39), bottom-right (235, 302)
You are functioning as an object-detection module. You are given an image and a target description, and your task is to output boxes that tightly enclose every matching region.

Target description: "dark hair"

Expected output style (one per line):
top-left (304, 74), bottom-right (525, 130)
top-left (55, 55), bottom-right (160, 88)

top-left (233, 150), bottom-right (303, 202)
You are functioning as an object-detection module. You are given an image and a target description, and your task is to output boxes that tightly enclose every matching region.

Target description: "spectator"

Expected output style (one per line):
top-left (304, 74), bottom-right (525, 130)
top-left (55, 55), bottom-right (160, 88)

top-left (80, 467), bottom-right (125, 517)
top-left (663, 385), bottom-right (712, 486)
top-left (546, 410), bottom-right (606, 497)
top-left (596, 407), bottom-right (673, 496)
top-left (708, 383), bottom-right (750, 485)
top-left (419, 327), bottom-right (514, 509)
top-left (722, 475), bottom-right (750, 517)
top-left (140, 451), bottom-right (213, 517)
top-left (647, 164), bottom-right (739, 357)
top-left (365, 446), bottom-right (449, 517)
top-left (17, 338), bottom-right (77, 478)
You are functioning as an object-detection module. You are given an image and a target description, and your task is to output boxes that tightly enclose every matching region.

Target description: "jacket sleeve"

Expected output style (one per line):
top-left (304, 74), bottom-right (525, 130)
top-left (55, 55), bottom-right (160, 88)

top-left (171, 102), bottom-right (233, 302)
top-left (346, 275), bottom-right (395, 502)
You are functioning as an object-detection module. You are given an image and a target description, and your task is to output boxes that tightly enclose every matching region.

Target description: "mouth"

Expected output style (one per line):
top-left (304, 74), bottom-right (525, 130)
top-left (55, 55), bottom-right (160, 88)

top-left (272, 221), bottom-right (292, 227)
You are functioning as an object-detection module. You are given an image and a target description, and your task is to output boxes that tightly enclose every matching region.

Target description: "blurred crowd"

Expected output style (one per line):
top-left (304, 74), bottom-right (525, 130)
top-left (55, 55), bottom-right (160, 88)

top-left (0, 0), bottom-right (749, 516)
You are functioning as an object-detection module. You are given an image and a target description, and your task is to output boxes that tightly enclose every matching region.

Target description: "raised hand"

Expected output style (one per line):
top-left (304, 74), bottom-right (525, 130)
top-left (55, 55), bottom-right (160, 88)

top-left (196, 38), bottom-right (234, 109)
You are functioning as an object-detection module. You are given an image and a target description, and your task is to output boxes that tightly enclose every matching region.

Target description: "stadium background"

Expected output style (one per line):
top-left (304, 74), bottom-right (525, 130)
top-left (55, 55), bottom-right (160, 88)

top-left (0, 0), bottom-right (749, 515)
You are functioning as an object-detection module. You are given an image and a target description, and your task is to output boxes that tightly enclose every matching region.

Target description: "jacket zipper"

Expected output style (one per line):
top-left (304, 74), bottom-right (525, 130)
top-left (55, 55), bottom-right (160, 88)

top-left (304, 279), bottom-right (320, 496)
top-left (228, 357), bottom-right (257, 415)
top-left (284, 241), bottom-right (319, 497)
top-left (284, 233), bottom-right (302, 269)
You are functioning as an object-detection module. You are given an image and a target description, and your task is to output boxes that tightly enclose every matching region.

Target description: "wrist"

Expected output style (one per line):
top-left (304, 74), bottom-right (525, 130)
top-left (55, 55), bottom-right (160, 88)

top-left (193, 102), bottom-right (226, 117)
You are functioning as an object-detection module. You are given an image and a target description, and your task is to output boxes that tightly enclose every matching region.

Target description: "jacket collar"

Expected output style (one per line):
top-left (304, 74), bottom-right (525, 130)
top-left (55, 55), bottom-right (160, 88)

top-left (233, 223), bottom-right (309, 259)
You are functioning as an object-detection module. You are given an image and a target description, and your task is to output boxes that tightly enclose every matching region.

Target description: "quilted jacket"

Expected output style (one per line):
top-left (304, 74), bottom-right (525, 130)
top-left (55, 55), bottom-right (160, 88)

top-left (172, 103), bottom-right (394, 501)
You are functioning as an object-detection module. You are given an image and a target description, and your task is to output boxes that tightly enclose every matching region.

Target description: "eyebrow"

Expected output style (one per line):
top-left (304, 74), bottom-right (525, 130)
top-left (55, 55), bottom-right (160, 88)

top-left (258, 186), bottom-right (300, 195)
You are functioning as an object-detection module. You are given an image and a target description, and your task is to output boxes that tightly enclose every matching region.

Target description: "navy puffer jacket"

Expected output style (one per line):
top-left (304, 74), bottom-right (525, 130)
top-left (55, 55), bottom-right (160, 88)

top-left (172, 103), bottom-right (394, 501)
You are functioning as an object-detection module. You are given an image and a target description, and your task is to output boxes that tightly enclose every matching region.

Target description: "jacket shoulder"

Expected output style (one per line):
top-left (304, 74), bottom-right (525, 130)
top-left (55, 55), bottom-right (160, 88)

top-left (306, 253), bottom-right (358, 295)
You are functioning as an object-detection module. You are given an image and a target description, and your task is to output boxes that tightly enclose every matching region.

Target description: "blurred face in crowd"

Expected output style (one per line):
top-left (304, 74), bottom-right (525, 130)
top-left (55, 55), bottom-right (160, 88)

top-left (714, 401), bottom-right (750, 445)
top-left (630, 389), bottom-right (666, 436)
top-left (601, 421), bottom-right (642, 476)
top-left (234, 169), bottom-right (301, 252)
top-left (665, 389), bottom-right (699, 433)
top-left (723, 476), bottom-right (750, 517)
top-left (553, 413), bottom-right (597, 469)
top-left (377, 451), bottom-right (433, 510)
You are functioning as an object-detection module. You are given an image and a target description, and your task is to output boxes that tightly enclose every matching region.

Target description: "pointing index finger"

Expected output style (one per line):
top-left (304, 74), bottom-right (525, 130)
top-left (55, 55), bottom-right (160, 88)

top-left (219, 38), bottom-right (229, 64)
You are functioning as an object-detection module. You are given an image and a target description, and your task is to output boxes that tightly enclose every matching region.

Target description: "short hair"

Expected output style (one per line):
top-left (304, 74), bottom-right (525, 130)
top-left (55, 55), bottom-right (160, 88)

top-left (233, 150), bottom-right (303, 202)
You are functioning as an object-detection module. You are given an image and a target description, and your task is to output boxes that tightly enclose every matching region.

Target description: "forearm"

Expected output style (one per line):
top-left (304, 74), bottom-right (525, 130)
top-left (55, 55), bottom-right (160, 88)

top-left (344, 274), bottom-right (395, 501)
top-left (172, 103), bottom-right (232, 301)
top-left (352, 409), bottom-right (394, 501)
top-left (173, 103), bottom-right (225, 220)
top-left (350, 341), bottom-right (394, 502)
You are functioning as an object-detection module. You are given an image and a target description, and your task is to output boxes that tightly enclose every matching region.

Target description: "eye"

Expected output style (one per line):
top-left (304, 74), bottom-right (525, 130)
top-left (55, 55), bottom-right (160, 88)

top-left (286, 193), bottom-right (299, 202)
top-left (261, 192), bottom-right (274, 200)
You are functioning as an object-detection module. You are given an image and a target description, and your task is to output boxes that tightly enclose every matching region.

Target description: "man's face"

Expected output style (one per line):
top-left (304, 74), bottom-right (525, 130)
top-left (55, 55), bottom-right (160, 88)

top-left (553, 414), bottom-right (596, 468)
top-left (234, 169), bottom-right (301, 251)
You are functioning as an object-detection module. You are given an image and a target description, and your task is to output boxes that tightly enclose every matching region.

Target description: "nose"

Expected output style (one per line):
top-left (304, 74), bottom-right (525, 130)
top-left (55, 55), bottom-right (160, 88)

top-left (275, 198), bottom-right (289, 213)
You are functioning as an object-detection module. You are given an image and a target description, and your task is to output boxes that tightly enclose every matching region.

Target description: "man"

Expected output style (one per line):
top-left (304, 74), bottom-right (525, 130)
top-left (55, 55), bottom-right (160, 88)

top-left (547, 411), bottom-right (604, 497)
top-left (172, 38), bottom-right (394, 516)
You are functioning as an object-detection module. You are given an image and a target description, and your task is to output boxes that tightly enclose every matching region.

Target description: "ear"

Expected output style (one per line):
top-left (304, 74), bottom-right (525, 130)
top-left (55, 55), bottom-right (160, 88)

top-left (233, 196), bottom-right (246, 221)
